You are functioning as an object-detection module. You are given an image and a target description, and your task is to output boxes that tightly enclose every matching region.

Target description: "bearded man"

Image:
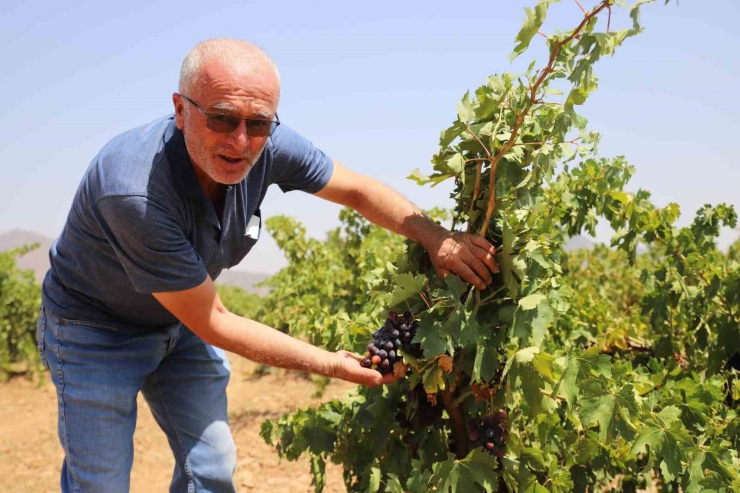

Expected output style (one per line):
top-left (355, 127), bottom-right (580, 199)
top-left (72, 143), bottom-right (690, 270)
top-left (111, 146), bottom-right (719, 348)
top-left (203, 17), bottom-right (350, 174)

top-left (37, 38), bottom-right (499, 492)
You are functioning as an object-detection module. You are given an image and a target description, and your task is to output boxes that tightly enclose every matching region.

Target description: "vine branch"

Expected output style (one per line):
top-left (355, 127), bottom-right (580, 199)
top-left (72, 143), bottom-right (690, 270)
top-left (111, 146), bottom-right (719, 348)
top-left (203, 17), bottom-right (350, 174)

top-left (441, 389), bottom-right (469, 459)
top-left (476, 0), bottom-right (610, 238)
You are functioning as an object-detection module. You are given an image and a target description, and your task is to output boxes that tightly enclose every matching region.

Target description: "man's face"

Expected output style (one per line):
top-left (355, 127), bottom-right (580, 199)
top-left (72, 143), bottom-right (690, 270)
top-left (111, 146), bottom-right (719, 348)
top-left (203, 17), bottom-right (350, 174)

top-left (174, 61), bottom-right (280, 194)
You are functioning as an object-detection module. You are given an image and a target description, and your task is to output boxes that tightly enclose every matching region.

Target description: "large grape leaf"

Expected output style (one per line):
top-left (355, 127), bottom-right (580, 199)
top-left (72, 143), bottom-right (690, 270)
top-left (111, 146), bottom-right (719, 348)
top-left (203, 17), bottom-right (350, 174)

top-left (385, 273), bottom-right (426, 308)
top-left (431, 451), bottom-right (499, 493)
top-left (631, 419), bottom-right (694, 482)
top-left (579, 381), bottom-right (639, 442)
top-left (552, 347), bottom-right (612, 407)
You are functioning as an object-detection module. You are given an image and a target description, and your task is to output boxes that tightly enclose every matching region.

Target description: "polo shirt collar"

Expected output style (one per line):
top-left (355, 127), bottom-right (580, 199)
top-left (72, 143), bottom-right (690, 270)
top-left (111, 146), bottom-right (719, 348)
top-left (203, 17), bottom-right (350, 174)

top-left (164, 117), bottom-right (204, 198)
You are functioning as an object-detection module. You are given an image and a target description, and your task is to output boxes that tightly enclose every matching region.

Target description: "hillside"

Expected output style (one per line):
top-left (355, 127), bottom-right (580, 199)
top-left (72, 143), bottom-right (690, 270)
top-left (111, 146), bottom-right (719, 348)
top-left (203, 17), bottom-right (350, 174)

top-left (0, 229), bottom-right (272, 294)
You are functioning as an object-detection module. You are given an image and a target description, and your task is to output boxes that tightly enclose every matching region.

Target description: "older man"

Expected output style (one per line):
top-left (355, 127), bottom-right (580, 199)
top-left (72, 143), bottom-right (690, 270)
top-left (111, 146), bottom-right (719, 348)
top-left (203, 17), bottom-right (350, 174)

top-left (37, 38), bottom-right (498, 492)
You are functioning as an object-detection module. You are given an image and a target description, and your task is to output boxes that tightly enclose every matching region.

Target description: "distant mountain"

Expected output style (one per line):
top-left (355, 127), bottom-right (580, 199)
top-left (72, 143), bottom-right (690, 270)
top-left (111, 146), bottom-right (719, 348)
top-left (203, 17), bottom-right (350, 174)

top-left (0, 229), bottom-right (273, 295)
top-left (563, 235), bottom-right (596, 251)
top-left (216, 270), bottom-right (272, 296)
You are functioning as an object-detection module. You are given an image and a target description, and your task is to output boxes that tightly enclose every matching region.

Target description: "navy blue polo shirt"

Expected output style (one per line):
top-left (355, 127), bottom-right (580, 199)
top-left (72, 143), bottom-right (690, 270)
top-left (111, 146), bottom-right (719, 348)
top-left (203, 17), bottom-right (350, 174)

top-left (41, 115), bottom-right (333, 333)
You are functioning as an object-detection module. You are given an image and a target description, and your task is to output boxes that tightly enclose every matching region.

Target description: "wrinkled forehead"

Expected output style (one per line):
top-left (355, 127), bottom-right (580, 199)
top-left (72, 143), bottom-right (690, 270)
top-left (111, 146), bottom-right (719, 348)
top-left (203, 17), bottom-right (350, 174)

top-left (192, 60), bottom-right (279, 96)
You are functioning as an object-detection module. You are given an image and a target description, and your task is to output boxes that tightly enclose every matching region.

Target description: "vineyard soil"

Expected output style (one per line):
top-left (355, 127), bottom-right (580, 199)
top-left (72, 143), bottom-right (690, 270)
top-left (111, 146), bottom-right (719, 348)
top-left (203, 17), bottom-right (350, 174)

top-left (0, 354), bottom-right (353, 493)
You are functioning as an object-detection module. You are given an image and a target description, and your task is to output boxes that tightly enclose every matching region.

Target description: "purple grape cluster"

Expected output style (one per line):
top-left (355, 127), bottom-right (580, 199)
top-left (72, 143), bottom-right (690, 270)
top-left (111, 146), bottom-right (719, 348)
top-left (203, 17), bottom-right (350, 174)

top-left (468, 410), bottom-right (508, 459)
top-left (360, 311), bottom-right (421, 374)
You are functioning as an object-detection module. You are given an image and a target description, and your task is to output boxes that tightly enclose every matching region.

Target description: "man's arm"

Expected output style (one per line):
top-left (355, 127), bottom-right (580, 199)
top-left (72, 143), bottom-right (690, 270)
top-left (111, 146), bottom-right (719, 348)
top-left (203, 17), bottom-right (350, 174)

top-left (152, 277), bottom-right (398, 387)
top-left (314, 160), bottom-right (499, 290)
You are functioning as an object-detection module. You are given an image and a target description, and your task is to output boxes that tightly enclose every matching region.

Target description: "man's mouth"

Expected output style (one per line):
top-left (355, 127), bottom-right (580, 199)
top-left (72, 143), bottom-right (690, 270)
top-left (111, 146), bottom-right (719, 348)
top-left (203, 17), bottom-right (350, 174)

top-left (218, 154), bottom-right (246, 166)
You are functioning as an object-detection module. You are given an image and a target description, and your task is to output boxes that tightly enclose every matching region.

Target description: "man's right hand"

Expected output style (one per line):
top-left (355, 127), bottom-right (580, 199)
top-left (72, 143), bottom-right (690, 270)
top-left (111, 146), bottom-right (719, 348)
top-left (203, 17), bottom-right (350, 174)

top-left (330, 350), bottom-right (401, 387)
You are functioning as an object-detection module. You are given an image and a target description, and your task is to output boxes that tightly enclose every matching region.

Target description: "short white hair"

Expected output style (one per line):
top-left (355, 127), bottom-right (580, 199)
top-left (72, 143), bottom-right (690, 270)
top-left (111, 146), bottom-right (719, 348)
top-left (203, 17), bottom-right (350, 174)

top-left (178, 38), bottom-right (280, 95)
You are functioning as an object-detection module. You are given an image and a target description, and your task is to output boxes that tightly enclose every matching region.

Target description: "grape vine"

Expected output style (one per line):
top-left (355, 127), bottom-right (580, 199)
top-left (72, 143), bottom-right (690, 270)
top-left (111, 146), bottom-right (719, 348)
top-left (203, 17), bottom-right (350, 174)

top-left (260, 1), bottom-right (740, 492)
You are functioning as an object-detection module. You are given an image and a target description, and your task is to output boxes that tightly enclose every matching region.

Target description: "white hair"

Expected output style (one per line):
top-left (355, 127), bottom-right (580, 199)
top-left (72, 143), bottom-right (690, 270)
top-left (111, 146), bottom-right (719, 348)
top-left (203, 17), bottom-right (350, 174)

top-left (178, 38), bottom-right (280, 95)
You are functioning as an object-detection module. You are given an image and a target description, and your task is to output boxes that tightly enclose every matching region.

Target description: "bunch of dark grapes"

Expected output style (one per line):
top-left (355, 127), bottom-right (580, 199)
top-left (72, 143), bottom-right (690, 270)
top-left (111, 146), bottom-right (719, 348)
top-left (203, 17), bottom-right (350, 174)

top-left (468, 409), bottom-right (508, 460)
top-left (361, 311), bottom-right (421, 374)
top-left (395, 385), bottom-right (445, 454)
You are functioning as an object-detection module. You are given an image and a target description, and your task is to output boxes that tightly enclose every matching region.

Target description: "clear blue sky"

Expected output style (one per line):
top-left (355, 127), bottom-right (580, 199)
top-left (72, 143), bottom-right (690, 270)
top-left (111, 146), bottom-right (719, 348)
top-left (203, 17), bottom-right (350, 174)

top-left (1, 0), bottom-right (738, 273)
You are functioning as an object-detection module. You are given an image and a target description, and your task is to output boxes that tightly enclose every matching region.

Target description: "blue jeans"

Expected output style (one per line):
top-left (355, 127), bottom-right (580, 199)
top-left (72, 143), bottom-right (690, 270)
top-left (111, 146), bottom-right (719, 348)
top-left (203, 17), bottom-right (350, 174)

top-left (37, 304), bottom-right (237, 493)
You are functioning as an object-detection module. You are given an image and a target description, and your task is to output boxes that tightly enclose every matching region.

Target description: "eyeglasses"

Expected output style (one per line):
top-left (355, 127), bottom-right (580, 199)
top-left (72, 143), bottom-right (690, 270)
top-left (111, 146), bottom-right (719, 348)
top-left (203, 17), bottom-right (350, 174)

top-left (178, 93), bottom-right (280, 137)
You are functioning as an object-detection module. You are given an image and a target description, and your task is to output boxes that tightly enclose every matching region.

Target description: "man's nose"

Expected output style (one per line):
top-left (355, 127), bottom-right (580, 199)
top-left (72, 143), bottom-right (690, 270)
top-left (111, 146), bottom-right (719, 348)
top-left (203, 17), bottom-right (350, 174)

top-left (226, 120), bottom-right (250, 149)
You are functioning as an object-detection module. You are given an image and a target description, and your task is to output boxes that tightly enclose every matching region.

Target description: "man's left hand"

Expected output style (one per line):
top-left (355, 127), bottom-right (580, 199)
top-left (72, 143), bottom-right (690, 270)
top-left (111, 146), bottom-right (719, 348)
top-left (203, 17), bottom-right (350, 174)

top-left (424, 231), bottom-right (499, 290)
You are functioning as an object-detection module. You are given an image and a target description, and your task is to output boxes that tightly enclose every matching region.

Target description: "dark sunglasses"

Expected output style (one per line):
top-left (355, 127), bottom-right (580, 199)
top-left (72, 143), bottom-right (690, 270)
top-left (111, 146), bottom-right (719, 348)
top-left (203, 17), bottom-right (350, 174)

top-left (178, 93), bottom-right (280, 137)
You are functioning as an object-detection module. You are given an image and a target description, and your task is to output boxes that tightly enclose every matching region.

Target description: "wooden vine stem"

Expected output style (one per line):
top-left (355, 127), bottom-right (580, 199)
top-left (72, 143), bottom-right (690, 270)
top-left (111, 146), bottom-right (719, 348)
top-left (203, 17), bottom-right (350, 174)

top-left (475, 0), bottom-right (611, 238)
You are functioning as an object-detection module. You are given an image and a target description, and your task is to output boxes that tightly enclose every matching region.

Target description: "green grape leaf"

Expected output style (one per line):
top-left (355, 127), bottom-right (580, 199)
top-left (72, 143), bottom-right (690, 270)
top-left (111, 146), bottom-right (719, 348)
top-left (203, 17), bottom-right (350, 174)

top-left (385, 273), bottom-right (426, 308)
top-left (310, 456), bottom-right (326, 493)
top-left (368, 466), bottom-right (381, 493)
top-left (509, 3), bottom-right (550, 61)
top-left (432, 451), bottom-right (499, 493)
top-left (518, 293), bottom-right (547, 310)
top-left (386, 473), bottom-right (405, 493)
top-left (659, 422), bottom-right (694, 482)
top-left (498, 222), bottom-right (520, 298)
top-left (579, 382), bottom-right (639, 442)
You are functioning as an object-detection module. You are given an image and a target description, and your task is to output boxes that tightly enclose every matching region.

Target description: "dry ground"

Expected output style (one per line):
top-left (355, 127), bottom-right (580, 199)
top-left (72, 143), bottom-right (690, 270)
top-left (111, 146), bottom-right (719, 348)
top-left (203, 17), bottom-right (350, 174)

top-left (0, 354), bottom-right (355, 493)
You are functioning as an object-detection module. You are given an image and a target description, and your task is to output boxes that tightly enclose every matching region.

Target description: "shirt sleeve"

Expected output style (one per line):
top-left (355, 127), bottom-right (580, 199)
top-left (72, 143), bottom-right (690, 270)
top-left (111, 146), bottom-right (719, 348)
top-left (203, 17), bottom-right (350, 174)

top-left (268, 124), bottom-right (335, 194)
top-left (91, 195), bottom-right (208, 293)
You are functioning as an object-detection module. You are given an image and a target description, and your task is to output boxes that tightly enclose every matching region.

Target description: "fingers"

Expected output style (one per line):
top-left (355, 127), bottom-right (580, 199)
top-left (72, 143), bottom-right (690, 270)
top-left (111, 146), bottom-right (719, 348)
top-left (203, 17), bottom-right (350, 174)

top-left (449, 259), bottom-right (487, 290)
top-left (471, 243), bottom-right (499, 274)
top-left (469, 235), bottom-right (496, 255)
top-left (462, 250), bottom-right (493, 287)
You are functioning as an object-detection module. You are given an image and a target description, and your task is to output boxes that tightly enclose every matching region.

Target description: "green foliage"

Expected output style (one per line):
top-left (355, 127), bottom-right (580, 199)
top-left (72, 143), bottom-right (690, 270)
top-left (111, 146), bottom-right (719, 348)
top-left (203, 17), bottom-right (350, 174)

top-left (216, 284), bottom-right (262, 319)
top-left (252, 208), bottom-right (441, 353)
top-left (260, 2), bottom-right (740, 492)
top-left (0, 244), bottom-right (43, 381)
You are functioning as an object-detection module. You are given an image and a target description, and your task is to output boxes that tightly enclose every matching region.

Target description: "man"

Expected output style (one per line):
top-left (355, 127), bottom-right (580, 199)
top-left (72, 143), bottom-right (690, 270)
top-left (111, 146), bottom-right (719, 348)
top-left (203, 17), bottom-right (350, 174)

top-left (37, 38), bottom-right (498, 492)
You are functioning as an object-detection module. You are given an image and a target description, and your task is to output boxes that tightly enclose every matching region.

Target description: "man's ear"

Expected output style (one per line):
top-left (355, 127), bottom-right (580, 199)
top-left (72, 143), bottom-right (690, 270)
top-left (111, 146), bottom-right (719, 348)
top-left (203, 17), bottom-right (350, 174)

top-left (172, 93), bottom-right (185, 130)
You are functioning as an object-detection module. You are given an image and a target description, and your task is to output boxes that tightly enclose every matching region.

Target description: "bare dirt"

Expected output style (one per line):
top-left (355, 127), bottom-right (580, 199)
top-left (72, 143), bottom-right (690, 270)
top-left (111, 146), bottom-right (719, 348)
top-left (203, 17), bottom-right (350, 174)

top-left (0, 354), bottom-right (355, 493)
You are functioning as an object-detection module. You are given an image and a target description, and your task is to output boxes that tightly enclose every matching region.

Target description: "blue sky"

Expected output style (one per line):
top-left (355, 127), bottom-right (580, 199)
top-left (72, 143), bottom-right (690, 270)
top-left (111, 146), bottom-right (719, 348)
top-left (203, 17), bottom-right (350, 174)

top-left (1, 0), bottom-right (738, 274)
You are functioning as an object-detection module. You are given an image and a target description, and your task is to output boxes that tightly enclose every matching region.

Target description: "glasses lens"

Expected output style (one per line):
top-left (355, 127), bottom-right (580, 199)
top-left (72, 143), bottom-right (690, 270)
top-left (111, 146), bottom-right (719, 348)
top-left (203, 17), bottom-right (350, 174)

top-left (246, 119), bottom-right (276, 137)
top-left (206, 114), bottom-right (240, 133)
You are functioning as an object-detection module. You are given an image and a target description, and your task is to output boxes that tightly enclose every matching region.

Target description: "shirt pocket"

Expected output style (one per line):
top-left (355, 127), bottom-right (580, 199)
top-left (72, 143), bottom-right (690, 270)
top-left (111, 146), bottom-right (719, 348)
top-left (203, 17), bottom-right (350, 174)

top-left (226, 208), bottom-right (262, 268)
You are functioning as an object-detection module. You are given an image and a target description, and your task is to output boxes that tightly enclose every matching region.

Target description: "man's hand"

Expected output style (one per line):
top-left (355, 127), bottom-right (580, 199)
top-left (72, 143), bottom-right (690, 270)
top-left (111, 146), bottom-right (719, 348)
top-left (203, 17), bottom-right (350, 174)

top-left (424, 231), bottom-right (499, 290)
top-left (330, 350), bottom-right (401, 387)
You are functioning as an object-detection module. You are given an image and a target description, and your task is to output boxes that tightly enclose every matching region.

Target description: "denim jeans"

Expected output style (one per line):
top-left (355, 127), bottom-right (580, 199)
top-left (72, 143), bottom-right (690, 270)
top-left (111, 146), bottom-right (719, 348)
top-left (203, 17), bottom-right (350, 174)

top-left (37, 304), bottom-right (237, 493)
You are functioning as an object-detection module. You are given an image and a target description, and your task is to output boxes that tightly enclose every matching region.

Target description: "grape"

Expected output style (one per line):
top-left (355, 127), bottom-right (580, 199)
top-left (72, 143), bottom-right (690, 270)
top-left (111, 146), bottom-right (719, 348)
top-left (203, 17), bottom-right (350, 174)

top-left (469, 410), bottom-right (509, 460)
top-left (360, 358), bottom-right (372, 368)
top-left (361, 309), bottom-right (423, 374)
